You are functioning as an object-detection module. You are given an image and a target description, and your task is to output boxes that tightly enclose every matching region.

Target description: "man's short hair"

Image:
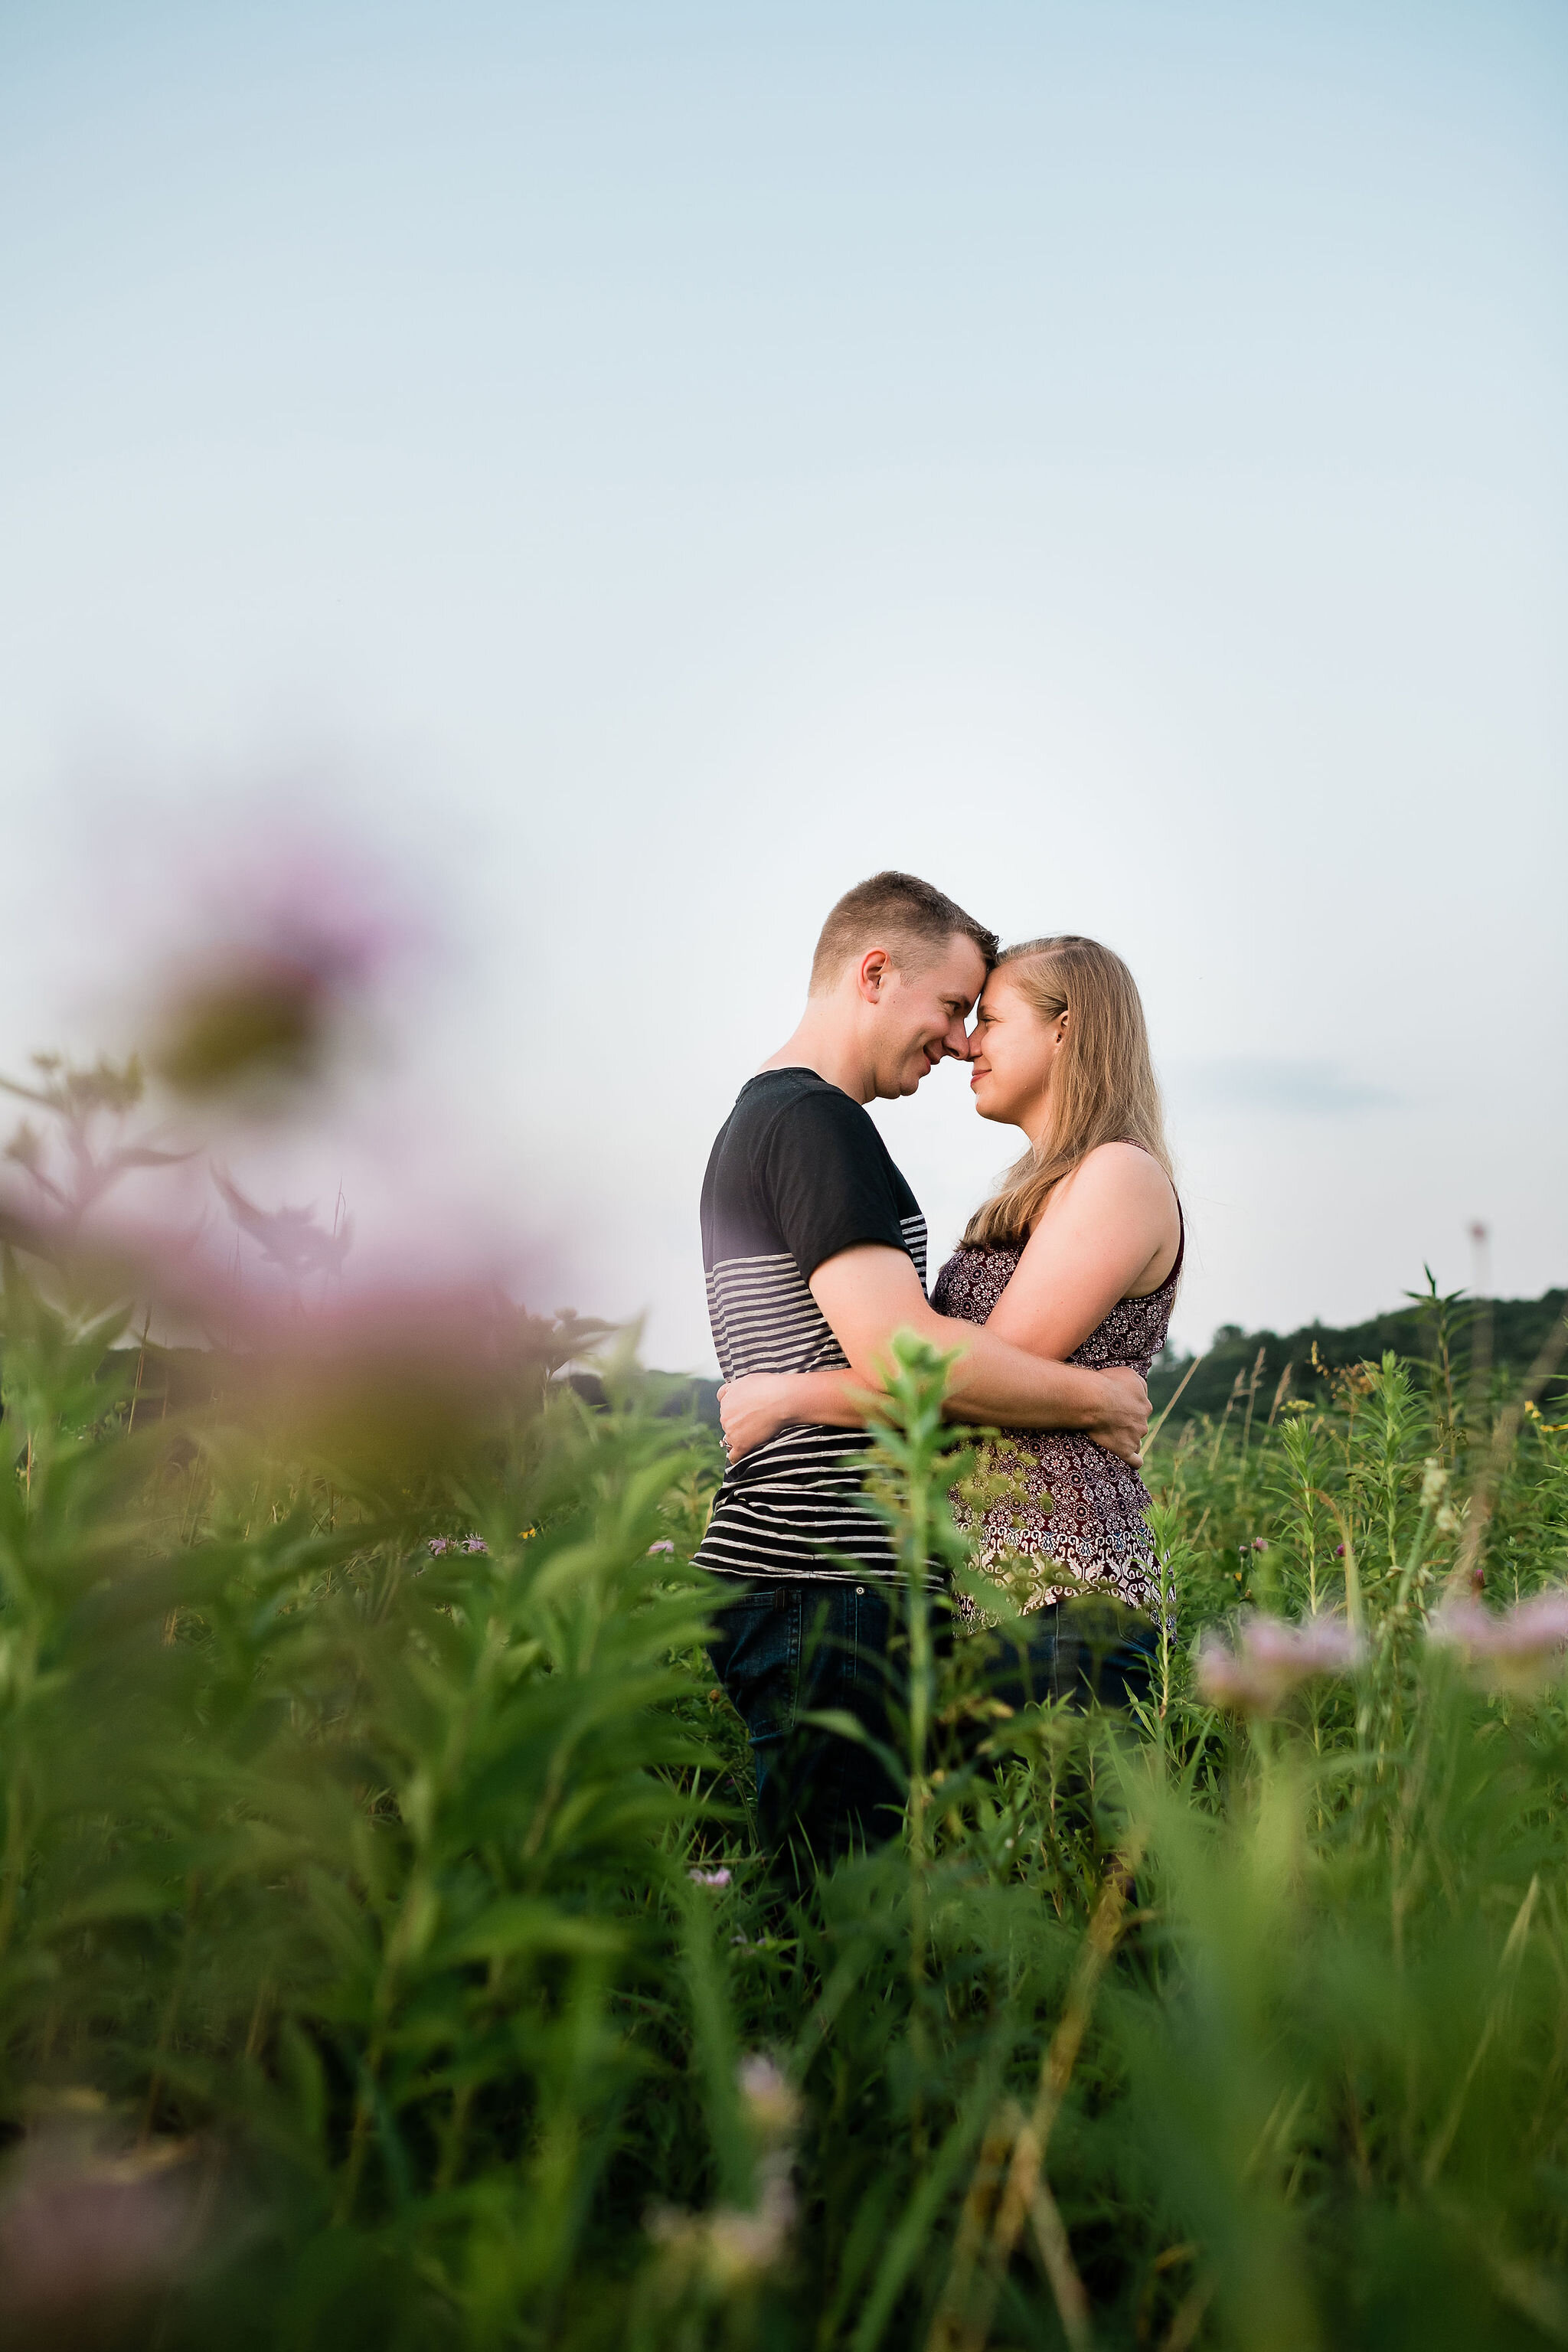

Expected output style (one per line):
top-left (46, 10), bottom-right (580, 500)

top-left (808, 871), bottom-right (998, 995)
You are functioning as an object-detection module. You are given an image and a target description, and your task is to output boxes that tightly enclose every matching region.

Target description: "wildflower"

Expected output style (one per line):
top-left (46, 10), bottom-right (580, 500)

top-left (648, 2193), bottom-right (793, 2292)
top-left (0, 2104), bottom-right (210, 2340)
top-left (1421, 1457), bottom-right (1450, 1509)
top-left (1252, 1537), bottom-right (1269, 1553)
top-left (149, 836), bottom-right (415, 1105)
top-left (688, 1867), bottom-right (733, 1889)
top-left (207, 1284), bottom-right (574, 1483)
top-left (427, 1537), bottom-right (449, 1555)
top-left (647, 1539), bottom-right (676, 1555)
top-left (646, 2054), bottom-right (798, 2292)
top-left (738, 2055), bottom-right (800, 2141)
top-left (1196, 1612), bottom-right (1363, 1715)
top-left (1427, 1589), bottom-right (1568, 1694)
top-left (1335, 1544), bottom-right (1345, 1557)
top-left (462, 1535), bottom-right (488, 1553)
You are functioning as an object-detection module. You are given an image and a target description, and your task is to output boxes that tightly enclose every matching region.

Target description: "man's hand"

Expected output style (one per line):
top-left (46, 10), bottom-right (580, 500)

top-left (1088, 1366), bottom-right (1150, 1467)
top-left (717, 1374), bottom-right (801, 1465)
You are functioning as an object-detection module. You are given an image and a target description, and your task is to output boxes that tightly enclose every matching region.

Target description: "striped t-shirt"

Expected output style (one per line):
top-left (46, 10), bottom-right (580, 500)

top-left (694, 1068), bottom-right (927, 1586)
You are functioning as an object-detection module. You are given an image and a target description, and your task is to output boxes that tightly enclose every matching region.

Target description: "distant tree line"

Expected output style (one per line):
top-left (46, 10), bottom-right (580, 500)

top-left (57, 1282), bottom-right (1566, 1446)
top-left (1150, 1282), bottom-right (1567, 1429)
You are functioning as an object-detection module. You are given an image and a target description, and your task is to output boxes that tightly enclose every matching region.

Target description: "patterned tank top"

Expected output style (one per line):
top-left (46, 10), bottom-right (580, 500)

top-left (930, 1196), bottom-right (1184, 1622)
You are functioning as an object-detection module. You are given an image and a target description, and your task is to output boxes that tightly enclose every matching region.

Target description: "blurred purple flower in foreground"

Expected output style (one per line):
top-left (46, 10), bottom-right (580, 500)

top-left (0, 2102), bottom-right (209, 2349)
top-left (1427, 1589), bottom-right (1568, 1694)
top-left (1197, 1612), bottom-right (1364, 1715)
top-left (148, 839), bottom-right (417, 1106)
top-left (647, 2054), bottom-right (798, 2292)
top-left (647, 1539), bottom-right (676, 1556)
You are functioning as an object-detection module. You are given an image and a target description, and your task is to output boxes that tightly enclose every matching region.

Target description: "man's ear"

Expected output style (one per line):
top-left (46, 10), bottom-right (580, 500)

top-left (856, 947), bottom-right (892, 1004)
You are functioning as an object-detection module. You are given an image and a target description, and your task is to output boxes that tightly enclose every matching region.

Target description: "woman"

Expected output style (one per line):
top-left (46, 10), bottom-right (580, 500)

top-left (718, 935), bottom-right (1181, 1701)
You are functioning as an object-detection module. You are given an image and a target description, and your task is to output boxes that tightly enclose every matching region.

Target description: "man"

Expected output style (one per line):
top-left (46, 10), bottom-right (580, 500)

top-left (695, 871), bottom-right (1149, 1870)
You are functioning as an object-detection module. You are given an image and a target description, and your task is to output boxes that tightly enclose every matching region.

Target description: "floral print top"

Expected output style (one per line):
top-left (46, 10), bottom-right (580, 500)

top-left (930, 1201), bottom-right (1183, 1624)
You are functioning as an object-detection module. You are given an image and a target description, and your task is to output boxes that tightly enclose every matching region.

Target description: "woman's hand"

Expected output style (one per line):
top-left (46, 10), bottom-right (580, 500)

top-left (719, 1374), bottom-right (806, 1464)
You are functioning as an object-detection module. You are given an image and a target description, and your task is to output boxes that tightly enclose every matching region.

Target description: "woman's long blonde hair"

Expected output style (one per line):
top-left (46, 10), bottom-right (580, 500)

top-left (962, 935), bottom-right (1172, 1247)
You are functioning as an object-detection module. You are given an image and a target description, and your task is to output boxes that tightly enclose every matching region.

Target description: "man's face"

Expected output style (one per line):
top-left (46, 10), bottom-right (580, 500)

top-left (868, 934), bottom-right (990, 1099)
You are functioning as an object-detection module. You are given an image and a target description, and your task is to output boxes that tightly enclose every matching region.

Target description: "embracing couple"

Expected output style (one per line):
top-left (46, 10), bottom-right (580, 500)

top-left (694, 871), bottom-right (1181, 1871)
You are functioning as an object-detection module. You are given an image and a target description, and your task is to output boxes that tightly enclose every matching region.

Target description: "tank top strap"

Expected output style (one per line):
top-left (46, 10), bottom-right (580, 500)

top-left (1114, 1138), bottom-right (1183, 1294)
top-left (1168, 1197), bottom-right (1185, 1289)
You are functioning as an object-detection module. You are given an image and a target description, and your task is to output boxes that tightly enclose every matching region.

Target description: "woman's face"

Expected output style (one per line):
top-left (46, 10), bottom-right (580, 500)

top-left (964, 970), bottom-right (1067, 1134)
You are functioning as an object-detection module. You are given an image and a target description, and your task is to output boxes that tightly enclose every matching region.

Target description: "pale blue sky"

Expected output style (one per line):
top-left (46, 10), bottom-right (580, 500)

top-left (2, 1), bottom-right (1564, 1369)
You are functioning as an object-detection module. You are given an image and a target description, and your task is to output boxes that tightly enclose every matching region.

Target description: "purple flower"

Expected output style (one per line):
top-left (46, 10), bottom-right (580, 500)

top-left (427, 1538), bottom-right (449, 1555)
top-left (648, 1540), bottom-right (676, 1556)
top-left (645, 2054), bottom-right (798, 2288)
top-left (1428, 1589), bottom-right (1568, 1693)
top-left (148, 831), bottom-right (420, 1106)
top-left (462, 1535), bottom-right (488, 1553)
top-left (1252, 1537), bottom-right (1269, 1553)
top-left (0, 2114), bottom-right (210, 2337)
top-left (1196, 1612), bottom-right (1364, 1715)
top-left (688, 1867), bottom-right (733, 1889)
top-left (737, 2056), bottom-right (799, 2138)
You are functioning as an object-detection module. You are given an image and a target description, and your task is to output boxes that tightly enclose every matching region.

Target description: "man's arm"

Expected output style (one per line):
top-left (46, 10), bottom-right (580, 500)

top-left (808, 1244), bottom-right (1149, 1464)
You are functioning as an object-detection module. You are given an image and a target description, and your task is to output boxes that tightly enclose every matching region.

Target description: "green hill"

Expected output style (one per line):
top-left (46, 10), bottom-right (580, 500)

top-left (84, 1285), bottom-right (1564, 1447)
top-left (1150, 1282), bottom-right (1567, 1430)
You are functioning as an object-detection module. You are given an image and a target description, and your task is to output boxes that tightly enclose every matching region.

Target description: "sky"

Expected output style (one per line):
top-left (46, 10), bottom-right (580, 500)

top-left (1, 0), bottom-right (1564, 1373)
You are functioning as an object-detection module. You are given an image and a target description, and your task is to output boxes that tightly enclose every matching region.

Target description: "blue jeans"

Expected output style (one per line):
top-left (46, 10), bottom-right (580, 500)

top-left (707, 1582), bottom-right (1156, 1877)
top-left (706, 1579), bottom-right (906, 1872)
top-left (983, 1599), bottom-right (1158, 1717)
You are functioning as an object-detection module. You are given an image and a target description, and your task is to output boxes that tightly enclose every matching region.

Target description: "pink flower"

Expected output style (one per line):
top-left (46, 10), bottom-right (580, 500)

top-left (688, 1867), bottom-right (733, 1889)
top-left (737, 2056), bottom-right (799, 2139)
top-left (0, 2110), bottom-right (211, 2340)
top-left (1428, 1589), bottom-right (1568, 1693)
top-left (647, 1540), bottom-right (676, 1556)
top-left (147, 835), bottom-right (419, 1106)
top-left (1196, 1612), bottom-right (1363, 1715)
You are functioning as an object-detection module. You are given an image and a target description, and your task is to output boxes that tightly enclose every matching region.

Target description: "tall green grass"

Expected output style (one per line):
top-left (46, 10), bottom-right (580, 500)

top-left (2, 1099), bottom-right (1567, 2346)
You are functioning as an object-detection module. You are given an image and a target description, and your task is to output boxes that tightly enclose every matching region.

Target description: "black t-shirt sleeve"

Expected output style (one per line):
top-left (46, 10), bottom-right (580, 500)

top-left (756, 1088), bottom-right (911, 1284)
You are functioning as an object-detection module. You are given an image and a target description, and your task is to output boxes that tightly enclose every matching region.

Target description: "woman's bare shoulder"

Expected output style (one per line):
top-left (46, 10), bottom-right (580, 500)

top-left (1047, 1140), bottom-right (1176, 1215)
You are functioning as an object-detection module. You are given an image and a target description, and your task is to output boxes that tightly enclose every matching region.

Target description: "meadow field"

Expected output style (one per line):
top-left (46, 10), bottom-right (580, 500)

top-left (2, 1056), bottom-right (1568, 2351)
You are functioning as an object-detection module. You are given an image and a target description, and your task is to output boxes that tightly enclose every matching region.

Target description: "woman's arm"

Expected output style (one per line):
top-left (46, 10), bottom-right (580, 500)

top-left (720, 1165), bottom-right (1166, 1465)
top-left (983, 1142), bottom-right (1180, 1361)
